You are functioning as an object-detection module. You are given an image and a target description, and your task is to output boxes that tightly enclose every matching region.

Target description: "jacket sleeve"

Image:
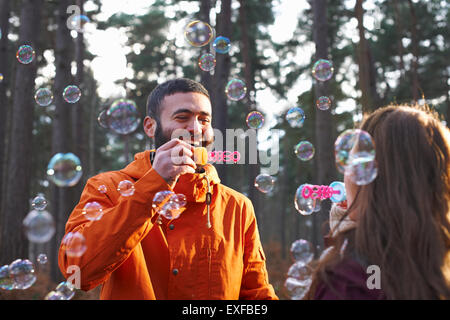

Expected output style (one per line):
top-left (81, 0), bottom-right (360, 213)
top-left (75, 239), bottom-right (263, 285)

top-left (239, 199), bottom-right (279, 300)
top-left (58, 168), bottom-right (171, 291)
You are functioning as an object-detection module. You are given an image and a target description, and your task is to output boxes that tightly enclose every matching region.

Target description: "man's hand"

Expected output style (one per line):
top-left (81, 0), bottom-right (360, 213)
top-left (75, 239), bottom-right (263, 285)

top-left (152, 139), bottom-right (197, 187)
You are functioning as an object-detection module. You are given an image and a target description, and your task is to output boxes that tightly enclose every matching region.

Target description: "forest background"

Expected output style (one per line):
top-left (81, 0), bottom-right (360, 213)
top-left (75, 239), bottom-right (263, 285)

top-left (0, 0), bottom-right (448, 299)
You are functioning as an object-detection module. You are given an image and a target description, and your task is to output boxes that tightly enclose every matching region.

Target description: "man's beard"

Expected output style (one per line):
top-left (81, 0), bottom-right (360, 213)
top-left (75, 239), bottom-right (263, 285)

top-left (154, 119), bottom-right (171, 149)
top-left (153, 120), bottom-right (214, 150)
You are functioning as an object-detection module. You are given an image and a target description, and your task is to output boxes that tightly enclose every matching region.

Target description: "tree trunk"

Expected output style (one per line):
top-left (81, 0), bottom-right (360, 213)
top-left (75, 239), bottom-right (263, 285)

top-left (392, 0), bottom-right (406, 75)
top-left (0, 0), bottom-right (43, 265)
top-left (72, 0), bottom-right (86, 200)
top-left (238, 0), bottom-right (261, 221)
top-left (211, 0), bottom-right (231, 185)
top-left (0, 0), bottom-right (11, 215)
top-left (198, 0), bottom-right (213, 95)
top-left (355, 0), bottom-right (379, 112)
top-left (407, 0), bottom-right (421, 101)
top-left (50, 0), bottom-right (76, 281)
top-left (311, 0), bottom-right (335, 248)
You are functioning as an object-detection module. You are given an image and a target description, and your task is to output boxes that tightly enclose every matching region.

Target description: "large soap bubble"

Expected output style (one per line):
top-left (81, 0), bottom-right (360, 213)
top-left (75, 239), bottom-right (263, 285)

top-left (294, 184), bottom-right (315, 216)
top-left (16, 45), bottom-right (35, 64)
top-left (212, 36), bottom-right (231, 54)
top-left (61, 232), bottom-right (87, 258)
top-left (34, 88), bottom-right (53, 106)
top-left (106, 99), bottom-right (141, 135)
top-left (254, 174), bottom-right (275, 193)
top-left (286, 107), bottom-right (305, 128)
top-left (9, 259), bottom-right (36, 290)
top-left (82, 201), bottom-right (104, 221)
top-left (63, 85), bottom-right (81, 104)
top-left (184, 20), bottom-right (214, 47)
top-left (246, 111), bottom-right (264, 129)
top-left (284, 277), bottom-right (310, 300)
top-left (23, 209), bottom-right (55, 243)
top-left (117, 180), bottom-right (135, 197)
top-left (0, 265), bottom-right (15, 290)
top-left (294, 141), bottom-right (315, 161)
top-left (47, 153), bottom-right (83, 187)
top-left (31, 194), bottom-right (48, 211)
top-left (152, 191), bottom-right (187, 220)
top-left (287, 261), bottom-right (313, 287)
top-left (290, 239), bottom-right (314, 264)
top-left (316, 96), bottom-right (331, 111)
top-left (198, 53), bottom-right (216, 72)
top-left (335, 129), bottom-right (377, 185)
top-left (312, 59), bottom-right (334, 81)
top-left (225, 79), bottom-right (247, 101)
top-left (55, 281), bottom-right (75, 300)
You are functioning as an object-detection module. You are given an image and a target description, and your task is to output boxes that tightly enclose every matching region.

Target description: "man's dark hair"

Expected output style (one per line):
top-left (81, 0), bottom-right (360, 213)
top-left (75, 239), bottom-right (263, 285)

top-left (146, 78), bottom-right (210, 121)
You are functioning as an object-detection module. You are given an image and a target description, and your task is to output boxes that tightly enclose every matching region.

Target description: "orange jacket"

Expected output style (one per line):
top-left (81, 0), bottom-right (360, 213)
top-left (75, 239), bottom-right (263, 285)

top-left (58, 150), bottom-right (278, 300)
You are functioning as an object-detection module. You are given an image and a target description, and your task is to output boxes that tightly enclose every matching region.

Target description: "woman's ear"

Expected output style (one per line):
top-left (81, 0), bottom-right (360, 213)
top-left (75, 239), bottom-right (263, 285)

top-left (143, 116), bottom-right (157, 138)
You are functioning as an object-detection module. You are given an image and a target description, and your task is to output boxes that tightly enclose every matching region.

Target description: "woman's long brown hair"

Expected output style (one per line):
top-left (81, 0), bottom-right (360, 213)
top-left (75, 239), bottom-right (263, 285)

top-left (308, 104), bottom-right (450, 299)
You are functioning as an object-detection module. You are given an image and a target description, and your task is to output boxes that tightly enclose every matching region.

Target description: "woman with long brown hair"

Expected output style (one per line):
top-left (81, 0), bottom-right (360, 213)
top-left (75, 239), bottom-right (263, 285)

top-left (308, 104), bottom-right (450, 299)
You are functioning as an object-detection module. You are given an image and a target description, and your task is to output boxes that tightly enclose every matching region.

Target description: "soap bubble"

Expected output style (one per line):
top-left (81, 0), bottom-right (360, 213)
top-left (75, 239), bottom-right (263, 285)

top-left (37, 253), bottom-right (48, 265)
top-left (47, 153), bottom-right (83, 187)
top-left (82, 201), bottom-right (104, 221)
top-left (329, 181), bottom-right (346, 203)
top-left (31, 194), bottom-right (48, 211)
top-left (97, 109), bottom-right (110, 129)
top-left (284, 277), bottom-right (310, 300)
top-left (44, 291), bottom-right (65, 300)
top-left (16, 45), bottom-right (35, 64)
top-left (290, 239), bottom-right (314, 264)
top-left (212, 36), bottom-right (231, 54)
top-left (312, 198), bottom-right (321, 212)
top-left (346, 153), bottom-right (378, 186)
top-left (294, 141), bottom-right (315, 161)
top-left (61, 232), bottom-right (87, 258)
top-left (287, 261), bottom-right (313, 287)
top-left (0, 265), bottom-right (15, 290)
top-left (334, 129), bottom-right (377, 185)
top-left (246, 111), bottom-right (264, 129)
top-left (225, 79), bottom-right (247, 101)
top-left (152, 191), bottom-right (187, 220)
top-left (55, 281), bottom-right (75, 300)
top-left (184, 20), bottom-right (214, 47)
top-left (198, 53), bottom-right (216, 72)
top-left (312, 59), bottom-right (334, 81)
top-left (316, 96), bottom-right (331, 111)
top-left (286, 107), bottom-right (305, 128)
top-left (294, 185), bottom-right (314, 215)
top-left (152, 191), bottom-right (173, 210)
top-left (106, 99), bottom-right (141, 135)
top-left (97, 185), bottom-right (107, 194)
top-left (34, 88), bottom-right (53, 107)
top-left (63, 85), bottom-right (81, 103)
top-left (9, 259), bottom-right (36, 290)
top-left (23, 210), bottom-right (55, 243)
top-left (117, 180), bottom-right (135, 197)
top-left (254, 174), bottom-right (275, 193)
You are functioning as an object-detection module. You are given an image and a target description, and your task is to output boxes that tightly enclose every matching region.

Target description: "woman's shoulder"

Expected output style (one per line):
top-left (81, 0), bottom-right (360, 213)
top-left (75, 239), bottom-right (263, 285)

top-left (313, 256), bottom-right (386, 300)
